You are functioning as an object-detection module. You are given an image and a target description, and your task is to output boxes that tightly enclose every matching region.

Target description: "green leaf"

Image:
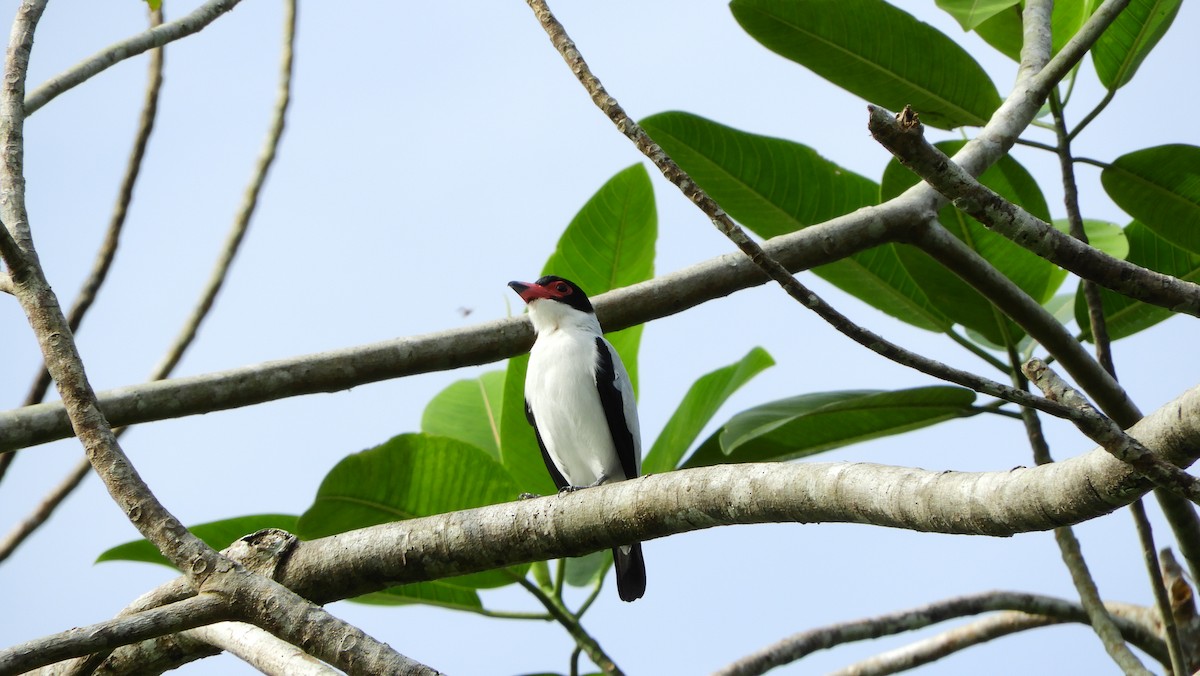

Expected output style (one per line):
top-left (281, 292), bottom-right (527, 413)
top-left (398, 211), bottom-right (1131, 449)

top-left (642, 347), bottom-right (775, 475)
top-left (1077, 221), bottom-right (1200, 341)
top-left (351, 581), bottom-right (482, 611)
top-left (298, 434), bottom-right (526, 591)
top-left (421, 371), bottom-right (505, 461)
top-left (501, 164), bottom-right (657, 495)
top-left (1102, 144), bottom-right (1200, 255)
top-left (641, 112), bottom-right (879, 238)
top-left (640, 111), bottom-right (950, 332)
top-left (1050, 219), bottom-right (1130, 260)
top-left (883, 140), bottom-right (1056, 344)
top-left (730, 0), bottom-right (1002, 129)
top-left (97, 514), bottom-right (299, 566)
top-left (684, 387), bottom-right (977, 466)
top-left (144, 0), bottom-right (162, 10)
top-left (1093, 0), bottom-right (1182, 90)
top-left (935, 0), bottom-right (1019, 31)
top-left (973, 2), bottom-right (1096, 60)
top-left (563, 551), bottom-right (609, 588)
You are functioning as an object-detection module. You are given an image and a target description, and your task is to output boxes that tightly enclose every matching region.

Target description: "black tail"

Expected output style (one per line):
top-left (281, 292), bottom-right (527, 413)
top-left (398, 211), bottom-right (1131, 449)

top-left (613, 543), bottom-right (646, 602)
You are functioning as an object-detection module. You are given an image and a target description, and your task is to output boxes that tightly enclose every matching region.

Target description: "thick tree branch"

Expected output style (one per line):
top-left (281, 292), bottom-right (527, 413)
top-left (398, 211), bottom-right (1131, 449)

top-left (714, 591), bottom-right (1163, 676)
top-left (22, 0), bottom-right (242, 116)
top-left (40, 387), bottom-right (1200, 672)
top-left (868, 105), bottom-right (1200, 318)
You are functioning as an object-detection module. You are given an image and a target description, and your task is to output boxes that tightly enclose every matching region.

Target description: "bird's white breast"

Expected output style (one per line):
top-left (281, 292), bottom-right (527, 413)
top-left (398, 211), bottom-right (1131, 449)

top-left (525, 326), bottom-right (626, 487)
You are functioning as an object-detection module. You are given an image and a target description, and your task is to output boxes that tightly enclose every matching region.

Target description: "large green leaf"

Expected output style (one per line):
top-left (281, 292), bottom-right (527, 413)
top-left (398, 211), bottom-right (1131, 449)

top-left (641, 111), bottom-right (950, 332)
top-left (1102, 145), bottom-right (1200, 255)
top-left (97, 514), bottom-right (299, 566)
top-left (297, 434), bottom-right (526, 593)
top-left (421, 370), bottom-right (505, 461)
top-left (642, 347), bottom-right (775, 475)
top-left (883, 140), bottom-right (1055, 345)
top-left (730, 0), bottom-right (1002, 129)
top-left (935, 0), bottom-right (1019, 31)
top-left (1077, 221), bottom-right (1200, 341)
top-left (684, 387), bottom-right (977, 466)
top-left (500, 164), bottom-right (657, 495)
top-left (1092, 0), bottom-right (1182, 90)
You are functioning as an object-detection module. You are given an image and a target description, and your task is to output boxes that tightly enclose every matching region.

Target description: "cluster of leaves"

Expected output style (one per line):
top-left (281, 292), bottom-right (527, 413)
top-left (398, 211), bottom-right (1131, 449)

top-left (103, 0), bottom-right (1196, 623)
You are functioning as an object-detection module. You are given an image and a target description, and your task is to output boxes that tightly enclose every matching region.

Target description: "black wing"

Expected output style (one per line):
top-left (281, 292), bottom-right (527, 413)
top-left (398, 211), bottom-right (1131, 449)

top-left (594, 337), bottom-right (639, 481)
top-left (526, 399), bottom-right (569, 490)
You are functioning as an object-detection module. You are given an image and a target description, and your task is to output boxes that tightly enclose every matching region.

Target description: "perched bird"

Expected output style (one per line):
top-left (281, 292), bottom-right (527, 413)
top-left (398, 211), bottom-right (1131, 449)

top-left (508, 275), bottom-right (646, 602)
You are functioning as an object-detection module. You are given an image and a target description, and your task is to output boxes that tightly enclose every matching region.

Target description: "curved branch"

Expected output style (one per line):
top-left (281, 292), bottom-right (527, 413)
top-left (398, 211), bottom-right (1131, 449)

top-left (825, 603), bottom-right (1162, 676)
top-left (23, 0), bottom-right (242, 116)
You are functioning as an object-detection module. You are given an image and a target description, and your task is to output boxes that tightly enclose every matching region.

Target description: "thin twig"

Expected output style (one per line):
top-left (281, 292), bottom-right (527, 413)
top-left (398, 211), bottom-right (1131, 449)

top-left (1054, 524), bottom-right (1153, 674)
top-left (0, 455), bottom-right (89, 562)
top-left (1047, 90), bottom-right (1116, 374)
top-left (150, 0), bottom-right (293, 379)
top-left (1130, 500), bottom-right (1189, 675)
top-left (23, 0), bottom-right (242, 116)
top-left (517, 577), bottom-right (624, 676)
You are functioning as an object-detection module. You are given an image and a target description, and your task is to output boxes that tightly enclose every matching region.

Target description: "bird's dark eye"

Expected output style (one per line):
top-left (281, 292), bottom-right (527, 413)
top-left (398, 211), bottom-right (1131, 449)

top-left (554, 282), bottom-right (570, 294)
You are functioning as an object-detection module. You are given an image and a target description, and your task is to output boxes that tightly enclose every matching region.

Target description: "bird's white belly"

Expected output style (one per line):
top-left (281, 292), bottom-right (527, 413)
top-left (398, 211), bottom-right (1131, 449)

top-left (526, 330), bottom-right (624, 487)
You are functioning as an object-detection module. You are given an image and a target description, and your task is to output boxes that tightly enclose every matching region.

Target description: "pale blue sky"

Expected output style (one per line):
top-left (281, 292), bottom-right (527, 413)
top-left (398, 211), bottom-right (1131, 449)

top-left (2, 1), bottom-right (1197, 673)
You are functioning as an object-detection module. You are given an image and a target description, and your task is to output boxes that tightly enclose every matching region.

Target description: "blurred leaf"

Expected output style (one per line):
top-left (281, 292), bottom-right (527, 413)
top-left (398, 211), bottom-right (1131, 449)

top-left (641, 111), bottom-right (950, 332)
top-left (564, 551), bottom-right (609, 588)
top-left (97, 514), bottom-right (298, 566)
top-left (974, 1), bottom-right (1096, 60)
top-left (1093, 0), bottom-right (1181, 90)
top-left (730, 0), bottom-right (1002, 129)
top-left (1044, 219), bottom-right (1130, 295)
top-left (351, 581), bottom-right (482, 611)
top-left (643, 347), bottom-right (775, 475)
top-left (1077, 221), bottom-right (1200, 341)
top-left (501, 164), bottom-right (657, 495)
top-left (935, 0), bottom-right (1019, 30)
top-left (685, 387), bottom-right (977, 466)
top-left (421, 370), bottom-right (505, 461)
top-left (1050, 219), bottom-right (1130, 260)
top-left (298, 433), bottom-right (526, 592)
top-left (883, 140), bottom-right (1055, 344)
top-left (972, 5), bottom-right (1023, 60)
top-left (144, 0), bottom-right (162, 10)
top-left (1102, 144), bottom-right (1200, 255)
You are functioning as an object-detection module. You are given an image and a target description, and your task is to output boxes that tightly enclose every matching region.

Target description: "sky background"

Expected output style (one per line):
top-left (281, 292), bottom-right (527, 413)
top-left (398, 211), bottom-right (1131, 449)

top-left (2, 1), bottom-right (1198, 674)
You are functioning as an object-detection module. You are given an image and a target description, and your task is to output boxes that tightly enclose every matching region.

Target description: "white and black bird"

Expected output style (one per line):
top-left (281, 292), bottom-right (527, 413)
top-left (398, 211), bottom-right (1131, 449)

top-left (508, 275), bottom-right (646, 602)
